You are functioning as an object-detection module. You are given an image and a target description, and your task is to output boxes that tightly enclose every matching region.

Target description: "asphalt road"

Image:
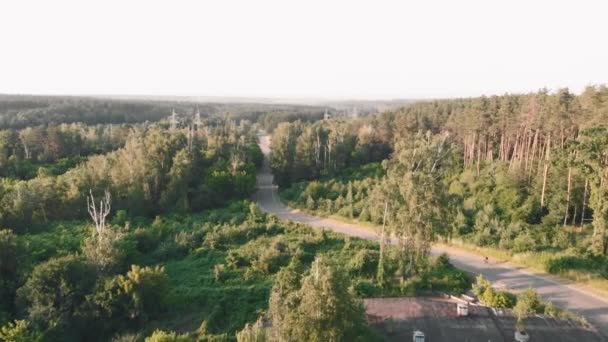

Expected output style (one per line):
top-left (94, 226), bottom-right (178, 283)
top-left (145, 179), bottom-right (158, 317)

top-left (254, 133), bottom-right (608, 336)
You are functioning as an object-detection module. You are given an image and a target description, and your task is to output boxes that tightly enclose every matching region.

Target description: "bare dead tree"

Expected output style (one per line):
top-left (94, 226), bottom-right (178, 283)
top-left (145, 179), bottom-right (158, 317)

top-left (87, 189), bottom-right (111, 236)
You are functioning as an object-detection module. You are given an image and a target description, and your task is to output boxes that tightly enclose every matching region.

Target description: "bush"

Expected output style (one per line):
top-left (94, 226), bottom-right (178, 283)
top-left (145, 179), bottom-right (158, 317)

top-left (214, 264), bottom-right (227, 282)
top-left (153, 240), bottom-right (183, 261)
top-left (552, 229), bottom-right (573, 249)
top-left (145, 330), bottom-right (192, 342)
top-left (473, 275), bottom-right (515, 308)
top-left (472, 274), bottom-right (491, 297)
top-left (94, 265), bottom-right (169, 324)
top-left (543, 301), bottom-right (560, 317)
top-left (0, 320), bottom-right (41, 342)
top-left (174, 230), bottom-right (203, 252)
top-left (433, 253), bottom-right (451, 268)
top-left (82, 227), bottom-right (137, 272)
top-left (513, 288), bottom-right (541, 320)
top-left (512, 231), bottom-right (537, 253)
top-left (17, 255), bottom-right (97, 340)
top-left (133, 228), bottom-right (161, 254)
top-left (112, 210), bottom-right (130, 226)
top-left (353, 279), bottom-right (381, 297)
top-left (347, 249), bottom-right (379, 277)
top-left (492, 290), bottom-right (517, 308)
top-left (236, 319), bottom-right (267, 342)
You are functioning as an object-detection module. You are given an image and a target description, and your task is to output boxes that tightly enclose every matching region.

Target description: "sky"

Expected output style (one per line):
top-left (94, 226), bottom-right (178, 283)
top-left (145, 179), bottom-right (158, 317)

top-left (1, 0), bottom-right (607, 99)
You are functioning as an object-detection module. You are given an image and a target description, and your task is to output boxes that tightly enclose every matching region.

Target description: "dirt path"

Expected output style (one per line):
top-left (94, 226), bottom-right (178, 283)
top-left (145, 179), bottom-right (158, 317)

top-left (254, 133), bottom-right (608, 336)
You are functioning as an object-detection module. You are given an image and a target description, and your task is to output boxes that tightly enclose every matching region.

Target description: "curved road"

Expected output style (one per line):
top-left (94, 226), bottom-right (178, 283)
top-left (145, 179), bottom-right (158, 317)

top-left (254, 133), bottom-right (608, 336)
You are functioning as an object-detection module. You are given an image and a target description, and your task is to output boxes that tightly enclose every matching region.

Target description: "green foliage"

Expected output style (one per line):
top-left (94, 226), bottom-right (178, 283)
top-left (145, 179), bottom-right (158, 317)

top-left (482, 288), bottom-right (517, 309)
top-left (415, 254), bottom-right (470, 295)
top-left (112, 210), bottom-right (130, 227)
top-left (276, 86), bottom-right (608, 271)
top-left (82, 226), bottom-right (137, 273)
top-left (17, 255), bottom-right (97, 340)
top-left (113, 265), bottom-right (169, 321)
top-left (1, 198), bottom-right (471, 340)
top-left (513, 288), bottom-right (542, 321)
top-left (144, 330), bottom-right (192, 342)
top-left (472, 274), bottom-right (491, 297)
top-left (0, 320), bottom-right (41, 342)
top-left (0, 229), bottom-right (23, 320)
top-left (267, 256), bottom-right (369, 341)
top-left (347, 249), bottom-right (379, 277)
top-left (473, 275), bottom-right (516, 308)
top-left (0, 120), bottom-right (261, 232)
top-left (235, 319), bottom-right (267, 342)
top-left (270, 120), bottom-right (391, 186)
top-left (473, 278), bottom-right (578, 324)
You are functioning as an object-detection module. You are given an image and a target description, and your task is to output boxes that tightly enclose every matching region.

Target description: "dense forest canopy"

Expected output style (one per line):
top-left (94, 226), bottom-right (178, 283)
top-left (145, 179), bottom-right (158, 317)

top-left (0, 117), bottom-right (265, 233)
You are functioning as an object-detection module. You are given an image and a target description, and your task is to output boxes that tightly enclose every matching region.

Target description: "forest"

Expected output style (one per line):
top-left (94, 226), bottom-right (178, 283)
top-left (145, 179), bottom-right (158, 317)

top-left (275, 85), bottom-right (608, 289)
top-left (1, 87), bottom-right (606, 341)
top-left (0, 96), bottom-right (472, 341)
top-left (0, 95), bottom-right (326, 129)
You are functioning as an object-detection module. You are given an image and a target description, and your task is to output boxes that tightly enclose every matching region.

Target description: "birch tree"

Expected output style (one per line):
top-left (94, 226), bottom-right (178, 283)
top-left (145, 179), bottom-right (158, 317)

top-left (87, 189), bottom-right (111, 236)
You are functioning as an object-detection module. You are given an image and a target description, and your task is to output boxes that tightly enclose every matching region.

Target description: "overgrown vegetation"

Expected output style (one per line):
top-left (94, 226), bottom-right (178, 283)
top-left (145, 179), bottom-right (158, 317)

top-left (472, 275), bottom-right (586, 324)
top-left (0, 202), bottom-right (469, 341)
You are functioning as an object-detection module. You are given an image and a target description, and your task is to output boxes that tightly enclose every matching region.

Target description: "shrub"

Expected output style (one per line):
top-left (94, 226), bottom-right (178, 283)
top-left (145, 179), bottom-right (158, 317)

top-left (472, 274), bottom-right (491, 298)
top-left (0, 320), bottom-right (41, 342)
top-left (133, 228), bottom-right (161, 254)
top-left (94, 265), bottom-right (169, 323)
top-left (112, 210), bottom-right (130, 226)
top-left (543, 301), bottom-right (560, 317)
top-left (17, 255), bottom-right (97, 340)
top-left (214, 264), bottom-right (227, 282)
top-left (512, 231), bottom-right (537, 253)
top-left (433, 253), bottom-right (451, 268)
top-left (145, 330), bottom-right (192, 342)
top-left (153, 240), bottom-right (183, 261)
top-left (513, 288), bottom-right (541, 321)
top-left (236, 319), bottom-right (267, 342)
top-left (347, 249), bottom-right (379, 277)
top-left (473, 275), bottom-right (515, 308)
top-left (552, 229), bottom-right (573, 249)
top-left (306, 196), bottom-right (315, 210)
top-left (251, 239), bottom-right (290, 274)
top-left (82, 227), bottom-right (137, 273)
top-left (493, 290), bottom-right (517, 308)
top-left (353, 279), bottom-right (381, 297)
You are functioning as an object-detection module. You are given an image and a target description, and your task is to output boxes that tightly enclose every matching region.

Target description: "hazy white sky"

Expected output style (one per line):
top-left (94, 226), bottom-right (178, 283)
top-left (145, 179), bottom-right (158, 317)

top-left (1, 0), bottom-right (606, 99)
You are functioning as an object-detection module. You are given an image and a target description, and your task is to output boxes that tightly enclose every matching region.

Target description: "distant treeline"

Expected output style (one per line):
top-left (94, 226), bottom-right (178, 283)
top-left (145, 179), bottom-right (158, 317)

top-left (0, 94), bottom-right (326, 129)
